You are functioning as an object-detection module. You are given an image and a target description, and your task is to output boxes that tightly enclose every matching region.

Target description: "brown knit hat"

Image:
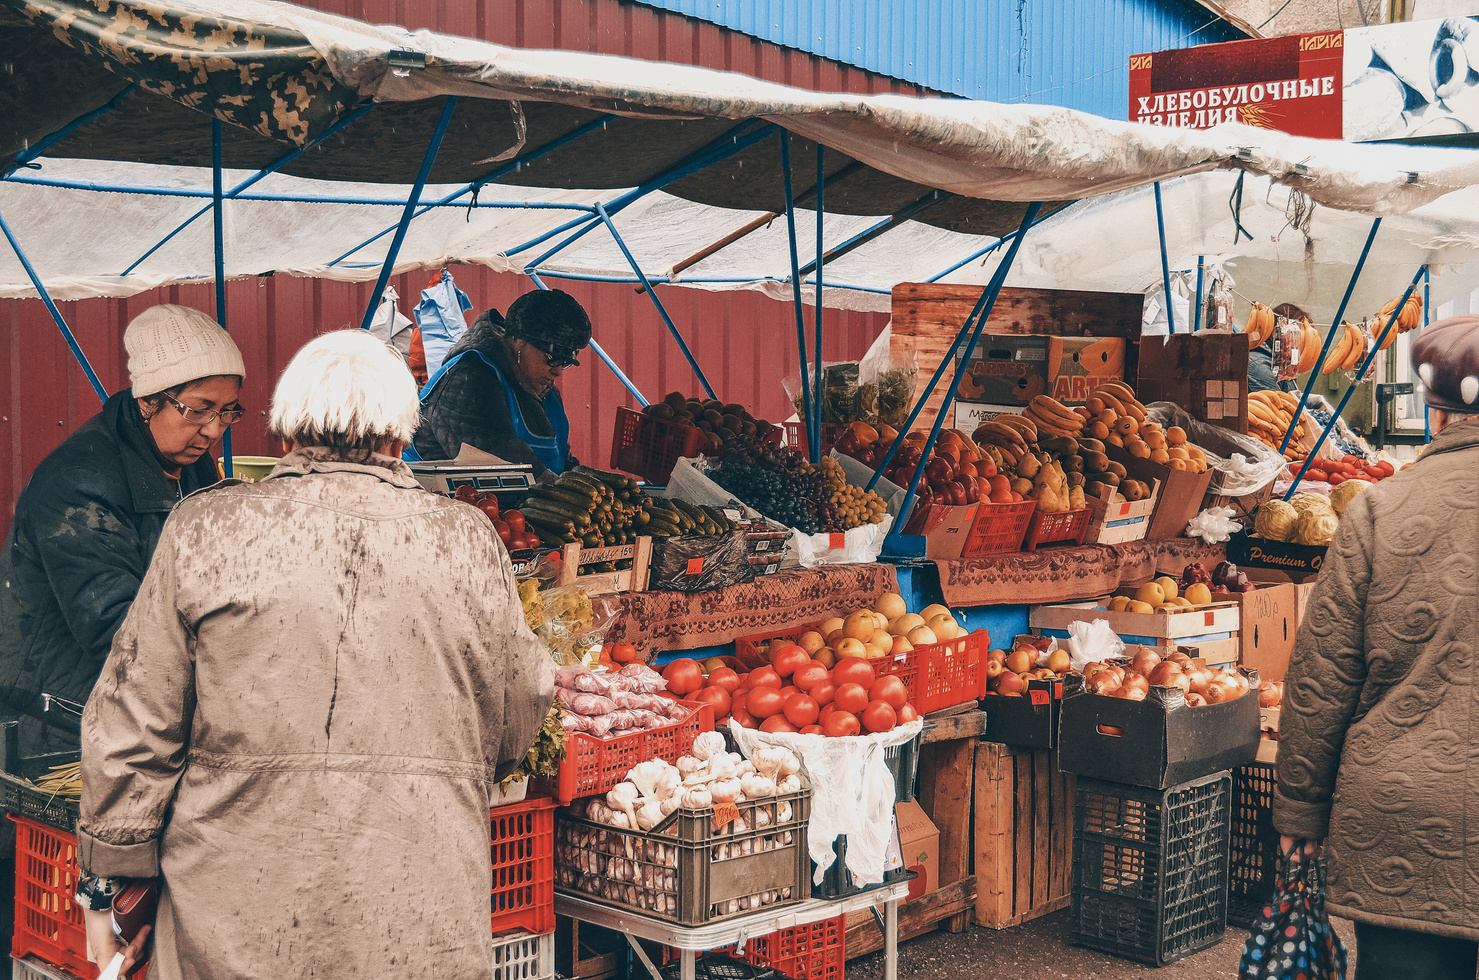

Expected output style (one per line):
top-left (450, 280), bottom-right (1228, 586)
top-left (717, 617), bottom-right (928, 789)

top-left (125, 304), bottom-right (245, 397)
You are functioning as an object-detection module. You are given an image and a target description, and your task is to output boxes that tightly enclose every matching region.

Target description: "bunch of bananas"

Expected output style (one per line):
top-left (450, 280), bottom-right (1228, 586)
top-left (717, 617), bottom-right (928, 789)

top-left (1243, 302), bottom-right (1278, 347)
top-left (1377, 292), bottom-right (1423, 336)
top-left (1025, 395), bottom-right (1085, 439)
top-left (1320, 321), bottom-right (1368, 375)
top-left (1247, 390), bottom-right (1309, 461)
top-left (970, 414), bottom-right (1040, 469)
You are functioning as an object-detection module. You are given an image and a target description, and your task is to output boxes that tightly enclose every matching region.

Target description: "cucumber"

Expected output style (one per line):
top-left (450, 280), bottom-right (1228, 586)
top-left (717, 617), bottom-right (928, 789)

top-left (528, 485), bottom-right (597, 511)
top-left (521, 502), bottom-right (591, 529)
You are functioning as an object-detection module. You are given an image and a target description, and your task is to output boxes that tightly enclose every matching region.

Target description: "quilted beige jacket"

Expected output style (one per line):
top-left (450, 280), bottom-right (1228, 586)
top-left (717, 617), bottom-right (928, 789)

top-left (76, 449), bottom-right (555, 979)
top-left (1274, 420), bottom-right (1479, 940)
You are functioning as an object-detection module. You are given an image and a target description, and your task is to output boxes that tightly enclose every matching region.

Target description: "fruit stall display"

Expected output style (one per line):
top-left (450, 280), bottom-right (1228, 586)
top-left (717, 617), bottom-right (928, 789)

top-left (639, 392), bottom-right (782, 456)
top-left (450, 485), bottom-right (544, 551)
top-left (1079, 649), bottom-right (1252, 707)
top-left (706, 438), bottom-right (890, 534)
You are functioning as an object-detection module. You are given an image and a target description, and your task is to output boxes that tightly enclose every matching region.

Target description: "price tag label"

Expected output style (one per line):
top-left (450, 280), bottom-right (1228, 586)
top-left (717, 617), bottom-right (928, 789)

top-left (756, 540), bottom-right (771, 552)
top-left (713, 801), bottom-right (740, 828)
top-left (1204, 611), bottom-right (1216, 627)
top-left (1030, 689), bottom-right (1050, 706)
top-left (723, 509), bottom-right (742, 521)
top-left (686, 557), bottom-right (705, 575)
top-left (829, 533), bottom-right (846, 549)
top-left (1054, 680), bottom-right (1063, 699)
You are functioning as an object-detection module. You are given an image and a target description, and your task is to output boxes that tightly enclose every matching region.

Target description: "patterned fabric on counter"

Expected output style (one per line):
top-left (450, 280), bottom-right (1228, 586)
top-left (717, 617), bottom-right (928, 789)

top-left (606, 563), bottom-right (900, 652)
top-left (934, 538), bottom-right (1228, 607)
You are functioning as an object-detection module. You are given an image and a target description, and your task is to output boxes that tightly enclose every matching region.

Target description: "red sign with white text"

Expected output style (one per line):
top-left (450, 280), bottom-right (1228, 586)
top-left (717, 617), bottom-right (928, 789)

top-left (1130, 31), bottom-right (1344, 138)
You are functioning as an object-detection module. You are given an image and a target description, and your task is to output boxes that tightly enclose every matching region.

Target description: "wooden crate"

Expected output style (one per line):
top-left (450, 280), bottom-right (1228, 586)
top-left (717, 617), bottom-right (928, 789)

top-left (556, 537), bottom-right (652, 594)
top-left (974, 741), bottom-right (1075, 929)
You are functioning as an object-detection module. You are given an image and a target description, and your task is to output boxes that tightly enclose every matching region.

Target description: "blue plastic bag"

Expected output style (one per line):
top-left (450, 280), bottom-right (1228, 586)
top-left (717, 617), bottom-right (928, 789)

top-left (1240, 846), bottom-right (1348, 980)
top-left (414, 271), bottom-right (472, 377)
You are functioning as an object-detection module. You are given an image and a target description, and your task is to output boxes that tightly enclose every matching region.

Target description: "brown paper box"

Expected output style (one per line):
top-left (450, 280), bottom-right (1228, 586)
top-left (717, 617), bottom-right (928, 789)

top-left (1135, 334), bottom-right (1250, 436)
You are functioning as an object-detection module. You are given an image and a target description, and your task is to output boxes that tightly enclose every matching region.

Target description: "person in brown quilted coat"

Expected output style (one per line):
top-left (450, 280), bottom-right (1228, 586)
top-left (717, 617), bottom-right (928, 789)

top-left (1274, 314), bottom-right (1479, 980)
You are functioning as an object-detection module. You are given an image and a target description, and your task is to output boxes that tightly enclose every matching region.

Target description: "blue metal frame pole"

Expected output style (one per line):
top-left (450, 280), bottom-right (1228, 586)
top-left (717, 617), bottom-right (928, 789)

top-left (894, 203), bottom-right (1044, 527)
top-left (1279, 217), bottom-right (1383, 454)
top-left (811, 144), bottom-right (825, 462)
top-left (4, 83), bottom-right (138, 177)
top-left (780, 133), bottom-right (816, 462)
top-left (1193, 256), bottom-right (1205, 333)
top-left (1285, 264), bottom-right (1426, 498)
top-left (327, 113), bottom-right (616, 268)
top-left (594, 203), bottom-right (715, 399)
top-left (527, 271), bottom-right (648, 406)
top-left (212, 119), bottom-right (233, 477)
top-left (517, 122), bottom-right (776, 267)
top-left (1424, 265), bottom-right (1432, 443)
top-left (124, 102), bottom-right (379, 275)
top-left (1154, 183), bottom-right (1176, 335)
top-left (358, 97), bottom-right (458, 332)
top-left (0, 207), bottom-right (107, 402)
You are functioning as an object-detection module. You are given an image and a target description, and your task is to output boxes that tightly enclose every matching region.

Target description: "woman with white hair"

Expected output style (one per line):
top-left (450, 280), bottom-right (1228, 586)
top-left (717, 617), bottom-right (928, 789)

top-left (74, 330), bottom-right (554, 980)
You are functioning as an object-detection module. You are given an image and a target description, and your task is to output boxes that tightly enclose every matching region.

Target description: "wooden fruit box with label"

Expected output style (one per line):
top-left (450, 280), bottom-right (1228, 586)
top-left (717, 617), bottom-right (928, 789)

top-left (1031, 597), bottom-right (1240, 665)
top-left (556, 537), bottom-right (652, 595)
top-left (1084, 480), bottom-right (1160, 546)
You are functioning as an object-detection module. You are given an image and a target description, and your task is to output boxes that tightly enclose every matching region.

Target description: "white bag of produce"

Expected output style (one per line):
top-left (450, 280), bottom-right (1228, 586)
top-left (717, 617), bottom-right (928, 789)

top-left (731, 718), bottom-right (924, 887)
top-left (788, 517), bottom-right (893, 568)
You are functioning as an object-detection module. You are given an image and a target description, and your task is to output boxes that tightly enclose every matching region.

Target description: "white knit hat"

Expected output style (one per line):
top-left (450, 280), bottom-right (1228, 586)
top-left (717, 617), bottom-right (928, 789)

top-left (125, 304), bottom-right (246, 397)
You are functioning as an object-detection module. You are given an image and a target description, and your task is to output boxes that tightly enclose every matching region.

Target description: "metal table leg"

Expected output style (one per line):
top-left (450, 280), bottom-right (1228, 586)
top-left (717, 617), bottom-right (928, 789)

top-left (628, 933), bottom-right (665, 980)
top-left (884, 895), bottom-right (899, 980)
top-left (683, 948), bottom-right (696, 980)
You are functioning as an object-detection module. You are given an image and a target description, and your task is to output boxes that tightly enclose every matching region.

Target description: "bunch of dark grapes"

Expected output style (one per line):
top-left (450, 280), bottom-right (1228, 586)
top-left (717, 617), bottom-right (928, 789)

top-left (708, 437), bottom-right (822, 533)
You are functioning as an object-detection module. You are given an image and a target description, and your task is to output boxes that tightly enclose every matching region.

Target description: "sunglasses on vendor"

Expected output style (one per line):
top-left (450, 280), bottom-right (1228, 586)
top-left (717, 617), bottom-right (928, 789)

top-left (163, 393), bottom-right (245, 427)
top-left (527, 343), bottom-right (580, 371)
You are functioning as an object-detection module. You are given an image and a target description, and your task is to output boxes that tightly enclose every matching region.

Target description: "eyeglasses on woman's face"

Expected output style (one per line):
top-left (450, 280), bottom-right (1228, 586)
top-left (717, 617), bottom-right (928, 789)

top-left (163, 393), bottom-right (245, 427)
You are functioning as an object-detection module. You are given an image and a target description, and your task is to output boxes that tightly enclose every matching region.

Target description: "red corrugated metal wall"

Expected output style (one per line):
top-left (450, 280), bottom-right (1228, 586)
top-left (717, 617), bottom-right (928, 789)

top-left (1, 0), bottom-right (920, 529)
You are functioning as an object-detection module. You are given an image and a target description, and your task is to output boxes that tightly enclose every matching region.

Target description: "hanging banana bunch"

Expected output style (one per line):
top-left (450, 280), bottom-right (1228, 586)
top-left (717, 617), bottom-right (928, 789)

top-left (1243, 301), bottom-right (1276, 347)
top-left (1377, 293), bottom-right (1423, 335)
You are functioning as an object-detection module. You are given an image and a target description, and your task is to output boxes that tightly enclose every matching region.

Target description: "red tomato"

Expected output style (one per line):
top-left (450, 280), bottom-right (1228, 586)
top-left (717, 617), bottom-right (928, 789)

top-left (1377, 460), bottom-right (1395, 477)
top-left (1307, 469), bottom-right (1328, 483)
top-left (861, 700), bottom-right (897, 734)
top-left (1342, 455), bottom-right (1358, 467)
top-left (1365, 466), bottom-right (1384, 480)
top-left (783, 694), bottom-right (820, 728)
top-left (661, 659), bottom-right (704, 696)
top-left (818, 702), bottom-right (837, 723)
top-left (730, 690), bottom-right (747, 715)
top-left (1329, 474), bottom-right (1346, 485)
top-left (834, 682), bottom-right (869, 714)
top-left (771, 644), bottom-right (811, 679)
top-left (777, 685), bottom-right (799, 700)
top-left (747, 687), bottom-right (785, 719)
top-left (749, 666), bottom-right (783, 690)
top-left (610, 642), bottom-right (641, 664)
top-left (822, 710), bottom-right (861, 737)
top-left (478, 498), bottom-right (501, 521)
top-left (492, 520), bottom-right (512, 546)
top-left (832, 657), bottom-right (876, 690)
top-left (760, 715), bottom-right (799, 734)
top-left (707, 667), bottom-right (742, 693)
top-left (693, 686), bottom-right (731, 719)
top-left (731, 702), bottom-right (757, 728)
top-left (504, 510), bottom-right (525, 533)
top-left (870, 675), bottom-right (909, 710)
top-left (799, 724), bottom-right (824, 735)
top-left (898, 702), bottom-right (919, 724)
top-left (809, 679), bottom-right (837, 706)
top-left (791, 662), bottom-right (829, 693)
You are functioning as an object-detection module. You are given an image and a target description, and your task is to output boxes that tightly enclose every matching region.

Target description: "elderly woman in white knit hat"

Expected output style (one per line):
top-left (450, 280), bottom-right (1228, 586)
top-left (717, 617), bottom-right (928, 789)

top-left (75, 329), bottom-right (552, 980)
top-left (0, 304), bottom-right (244, 757)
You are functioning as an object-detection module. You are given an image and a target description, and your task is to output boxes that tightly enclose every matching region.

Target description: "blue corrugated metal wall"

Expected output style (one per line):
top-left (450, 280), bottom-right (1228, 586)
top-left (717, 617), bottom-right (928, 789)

top-left (630, 0), bottom-right (1246, 117)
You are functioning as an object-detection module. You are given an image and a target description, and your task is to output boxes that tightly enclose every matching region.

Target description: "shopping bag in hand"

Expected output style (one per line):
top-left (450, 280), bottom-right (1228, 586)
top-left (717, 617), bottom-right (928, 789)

top-left (1239, 846), bottom-right (1348, 980)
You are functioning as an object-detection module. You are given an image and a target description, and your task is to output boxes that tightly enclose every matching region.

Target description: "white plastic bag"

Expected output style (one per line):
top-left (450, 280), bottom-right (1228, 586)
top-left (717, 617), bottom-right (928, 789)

top-left (1065, 619), bottom-right (1125, 671)
top-left (789, 517), bottom-right (893, 568)
top-left (366, 284), bottom-right (415, 354)
top-left (731, 719), bottom-right (924, 886)
top-left (663, 458), bottom-right (761, 516)
top-left (1186, 506), bottom-right (1241, 543)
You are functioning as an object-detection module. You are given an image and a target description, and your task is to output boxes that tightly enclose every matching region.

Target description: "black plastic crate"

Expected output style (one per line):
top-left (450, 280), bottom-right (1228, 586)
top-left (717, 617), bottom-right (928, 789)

top-left (1227, 763), bottom-right (1278, 930)
top-left (660, 954), bottom-right (779, 979)
top-left (1070, 770), bottom-right (1232, 966)
top-left (885, 733), bottom-right (921, 805)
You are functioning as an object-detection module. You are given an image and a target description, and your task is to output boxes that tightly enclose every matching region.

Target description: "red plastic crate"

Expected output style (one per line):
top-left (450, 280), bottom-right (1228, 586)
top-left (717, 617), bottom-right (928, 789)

top-left (490, 797), bottom-right (556, 936)
top-left (959, 498), bottom-right (1037, 558)
top-left (874, 629), bottom-right (990, 714)
top-left (609, 407), bottom-right (709, 485)
top-left (783, 421), bottom-right (847, 460)
top-left (11, 816), bottom-right (96, 980)
top-left (743, 914), bottom-right (846, 980)
top-left (1021, 507), bottom-right (1092, 552)
top-left (551, 700), bottom-right (714, 804)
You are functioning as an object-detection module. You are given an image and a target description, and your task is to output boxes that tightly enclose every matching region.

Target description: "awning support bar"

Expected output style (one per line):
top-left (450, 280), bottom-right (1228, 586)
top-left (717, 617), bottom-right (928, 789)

top-left (796, 189), bottom-right (946, 279)
top-left (0, 206), bottom-right (107, 402)
top-left (358, 97), bottom-right (458, 332)
top-left (1424, 265), bottom-right (1432, 444)
top-left (528, 271), bottom-right (648, 406)
top-left (811, 144), bottom-right (825, 463)
top-left (1279, 216), bottom-right (1382, 454)
top-left (780, 132), bottom-right (815, 461)
top-left (1193, 256), bottom-right (1205, 333)
top-left (212, 118), bottom-right (233, 477)
top-left (1154, 182), bottom-right (1176, 335)
top-left (124, 101), bottom-right (379, 275)
top-left (1285, 264), bottom-right (1426, 498)
top-left (892, 203), bottom-right (1044, 527)
top-left (3, 83), bottom-right (138, 178)
top-left (594, 203), bottom-right (715, 399)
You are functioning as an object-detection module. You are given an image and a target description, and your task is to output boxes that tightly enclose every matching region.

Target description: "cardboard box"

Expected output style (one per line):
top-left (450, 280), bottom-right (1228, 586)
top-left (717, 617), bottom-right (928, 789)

top-left (1031, 597), bottom-right (1240, 643)
top-left (1135, 334), bottom-right (1250, 435)
top-left (1105, 446), bottom-right (1215, 541)
top-left (957, 335), bottom-right (1126, 408)
top-left (1057, 675), bottom-right (1261, 790)
top-left (1235, 583), bottom-right (1308, 683)
top-left (1085, 480), bottom-right (1159, 545)
top-left (896, 801), bottom-right (940, 904)
top-left (1226, 531), bottom-right (1326, 584)
top-left (896, 501), bottom-right (980, 560)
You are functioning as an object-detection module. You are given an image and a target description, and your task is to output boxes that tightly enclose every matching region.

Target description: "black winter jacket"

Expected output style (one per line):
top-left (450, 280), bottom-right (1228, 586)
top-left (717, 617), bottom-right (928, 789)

top-left (0, 392), bottom-right (220, 753)
top-left (412, 309), bottom-right (577, 476)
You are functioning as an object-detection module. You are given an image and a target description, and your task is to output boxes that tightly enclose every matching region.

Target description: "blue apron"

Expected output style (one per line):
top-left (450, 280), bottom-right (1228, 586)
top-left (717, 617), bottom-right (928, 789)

top-left (404, 349), bottom-right (570, 474)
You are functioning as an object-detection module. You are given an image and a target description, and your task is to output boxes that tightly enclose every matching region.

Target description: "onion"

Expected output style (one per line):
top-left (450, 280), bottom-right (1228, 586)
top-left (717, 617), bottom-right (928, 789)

top-left (1259, 681), bottom-right (1283, 708)
top-left (1113, 685), bottom-right (1146, 701)
top-left (1147, 662), bottom-right (1190, 695)
top-left (1130, 650), bottom-right (1161, 678)
top-left (1204, 676), bottom-right (1239, 703)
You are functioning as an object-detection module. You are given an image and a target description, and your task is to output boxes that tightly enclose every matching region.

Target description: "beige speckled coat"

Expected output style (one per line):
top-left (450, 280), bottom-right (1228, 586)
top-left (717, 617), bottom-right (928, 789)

top-left (76, 449), bottom-right (555, 979)
top-left (1274, 420), bottom-right (1479, 940)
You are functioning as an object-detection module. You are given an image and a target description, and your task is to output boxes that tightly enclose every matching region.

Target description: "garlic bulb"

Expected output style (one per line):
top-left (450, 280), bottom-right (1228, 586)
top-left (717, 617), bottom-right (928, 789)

top-left (691, 731), bottom-right (726, 761)
top-left (777, 773), bottom-right (802, 795)
top-left (751, 746), bottom-right (789, 778)
top-left (710, 777), bottom-right (742, 804)
top-left (635, 799), bottom-right (666, 831)
top-left (607, 782), bottom-right (640, 828)
top-left (680, 786), bottom-right (713, 810)
top-left (676, 756), bottom-right (703, 777)
top-left (652, 767), bottom-right (682, 800)
top-left (776, 749), bottom-right (800, 776)
top-left (658, 795), bottom-right (681, 816)
top-left (629, 760), bottom-right (676, 799)
top-left (706, 753), bottom-right (738, 781)
top-left (740, 773), bottom-right (776, 799)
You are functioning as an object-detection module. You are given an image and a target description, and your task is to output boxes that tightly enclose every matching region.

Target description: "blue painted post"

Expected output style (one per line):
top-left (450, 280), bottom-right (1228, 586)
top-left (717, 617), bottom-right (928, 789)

top-left (1280, 217), bottom-right (1383, 454)
top-left (1154, 183), bottom-right (1176, 335)
top-left (780, 133), bottom-right (815, 462)
top-left (1424, 265), bottom-right (1432, 444)
top-left (811, 144), bottom-right (825, 463)
top-left (3, 83), bottom-right (138, 178)
top-left (0, 208), bottom-right (107, 402)
top-left (359, 97), bottom-right (458, 332)
top-left (212, 118), bottom-right (233, 478)
top-left (1193, 256), bottom-right (1205, 333)
top-left (594, 203), bottom-right (716, 399)
top-left (1285, 264), bottom-right (1426, 498)
top-left (527, 271), bottom-right (648, 406)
